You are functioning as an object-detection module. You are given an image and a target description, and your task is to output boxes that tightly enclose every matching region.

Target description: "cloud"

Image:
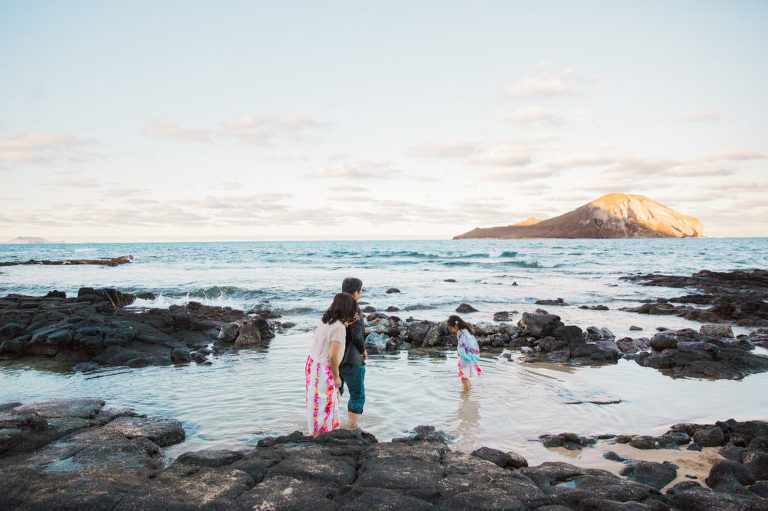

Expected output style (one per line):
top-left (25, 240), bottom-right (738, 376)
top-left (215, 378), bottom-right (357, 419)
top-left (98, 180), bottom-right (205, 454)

top-left (219, 114), bottom-right (322, 145)
top-left (701, 149), bottom-right (766, 161)
top-left (144, 122), bottom-right (211, 142)
top-left (501, 67), bottom-right (576, 99)
top-left (406, 142), bottom-right (477, 158)
top-left (335, 185), bottom-right (368, 192)
top-left (469, 150), bottom-right (532, 167)
top-left (670, 110), bottom-right (721, 122)
top-left (103, 187), bottom-right (152, 197)
top-left (498, 106), bottom-right (564, 125)
top-left (483, 166), bottom-right (551, 181)
top-left (309, 160), bottom-right (393, 179)
top-left (0, 133), bottom-right (86, 167)
top-left (550, 155), bottom-right (616, 169)
top-left (45, 179), bottom-right (103, 190)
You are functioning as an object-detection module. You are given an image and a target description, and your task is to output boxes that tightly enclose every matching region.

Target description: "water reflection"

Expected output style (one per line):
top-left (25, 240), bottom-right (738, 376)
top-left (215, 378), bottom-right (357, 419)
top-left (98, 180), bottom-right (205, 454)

top-left (451, 391), bottom-right (480, 451)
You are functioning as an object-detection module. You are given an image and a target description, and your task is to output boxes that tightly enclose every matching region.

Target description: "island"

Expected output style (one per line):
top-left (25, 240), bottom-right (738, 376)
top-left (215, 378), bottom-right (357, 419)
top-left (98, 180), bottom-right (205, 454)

top-left (454, 193), bottom-right (703, 239)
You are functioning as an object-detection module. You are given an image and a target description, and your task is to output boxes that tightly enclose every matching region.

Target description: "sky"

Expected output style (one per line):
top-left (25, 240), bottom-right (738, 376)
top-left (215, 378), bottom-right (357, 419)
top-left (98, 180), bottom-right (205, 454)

top-left (0, 0), bottom-right (766, 242)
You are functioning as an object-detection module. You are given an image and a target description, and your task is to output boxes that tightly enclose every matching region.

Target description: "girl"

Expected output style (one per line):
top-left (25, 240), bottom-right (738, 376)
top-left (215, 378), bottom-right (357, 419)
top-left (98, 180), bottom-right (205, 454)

top-left (306, 292), bottom-right (358, 436)
top-left (447, 314), bottom-right (482, 391)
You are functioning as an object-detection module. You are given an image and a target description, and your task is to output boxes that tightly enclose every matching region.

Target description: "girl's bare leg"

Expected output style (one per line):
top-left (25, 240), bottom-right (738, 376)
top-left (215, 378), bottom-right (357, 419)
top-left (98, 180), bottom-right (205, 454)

top-left (461, 377), bottom-right (471, 391)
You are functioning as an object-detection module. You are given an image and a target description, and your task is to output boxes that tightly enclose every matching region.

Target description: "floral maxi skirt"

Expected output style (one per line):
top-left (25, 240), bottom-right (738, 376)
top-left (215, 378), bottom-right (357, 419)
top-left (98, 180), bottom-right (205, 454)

top-left (305, 355), bottom-right (340, 436)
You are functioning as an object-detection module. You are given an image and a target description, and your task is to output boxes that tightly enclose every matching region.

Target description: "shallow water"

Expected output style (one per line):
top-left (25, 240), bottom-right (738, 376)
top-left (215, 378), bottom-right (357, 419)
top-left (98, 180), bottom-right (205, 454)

top-left (1, 239), bottom-right (767, 463)
top-left (2, 332), bottom-right (767, 463)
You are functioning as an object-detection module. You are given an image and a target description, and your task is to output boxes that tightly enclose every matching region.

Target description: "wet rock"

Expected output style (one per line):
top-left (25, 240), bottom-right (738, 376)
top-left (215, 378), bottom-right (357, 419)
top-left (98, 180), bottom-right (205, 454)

top-left (176, 448), bottom-right (245, 467)
top-left (493, 311), bottom-right (513, 322)
top-left (444, 279), bottom-right (456, 282)
top-left (629, 325), bottom-right (643, 331)
top-left (616, 337), bottom-right (648, 354)
top-left (706, 459), bottom-right (756, 491)
top-left (620, 461), bottom-right (678, 489)
top-left (700, 324), bottom-right (735, 338)
top-left (386, 288), bottom-right (401, 294)
top-left (365, 332), bottom-right (389, 353)
top-left (386, 306), bottom-right (399, 312)
top-left (603, 451), bottom-right (627, 462)
top-left (622, 269), bottom-right (768, 325)
top-left (407, 321), bottom-right (433, 344)
top-left (0, 255), bottom-right (133, 267)
top-left (670, 483), bottom-right (768, 511)
top-left (471, 446), bottom-right (528, 469)
top-left (518, 311), bottom-right (563, 338)
top-left (535, 298), bottom-right (566, 306)
top-left (693, 427), bottom-right (725, 447)
top-left (455, 303), bottom-right (478, 313)
top-left (649, 332), bottom-right (678, 351)
top-left (744, 450), bottom-right (768, 480)
top-left (539, 432), bottom-right (597, 450)
top-left (629, 436), bottom-right (657, 450)
top-left (171, 347), bottom-right (192, 364)
top-left (0, 289), bottom-right (275, 368)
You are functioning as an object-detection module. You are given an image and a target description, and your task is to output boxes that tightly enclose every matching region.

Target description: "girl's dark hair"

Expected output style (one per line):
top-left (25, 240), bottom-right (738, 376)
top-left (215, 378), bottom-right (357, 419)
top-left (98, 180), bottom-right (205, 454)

top-left (447, 315), bottom-right (474, 334)
top-left (322, 292), bottom-right (358, 325)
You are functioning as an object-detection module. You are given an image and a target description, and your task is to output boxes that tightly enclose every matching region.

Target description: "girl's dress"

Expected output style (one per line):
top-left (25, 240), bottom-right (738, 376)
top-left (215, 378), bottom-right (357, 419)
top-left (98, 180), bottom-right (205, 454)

top-left (457, 328), bottom-right (482, 378)
top-left (305, 320), bottom-right (346, 436)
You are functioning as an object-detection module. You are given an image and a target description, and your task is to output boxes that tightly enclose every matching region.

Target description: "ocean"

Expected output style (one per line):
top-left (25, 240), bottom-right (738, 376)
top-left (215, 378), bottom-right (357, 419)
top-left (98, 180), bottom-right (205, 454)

top-left (1, 238), bottom-right (767, 462)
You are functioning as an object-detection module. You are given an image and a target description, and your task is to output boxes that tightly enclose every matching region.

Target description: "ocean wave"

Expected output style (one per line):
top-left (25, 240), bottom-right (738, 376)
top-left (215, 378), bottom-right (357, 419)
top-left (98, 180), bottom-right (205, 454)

top-left (163, 286), bottom-right (268, 300)
top-left (500, 251), bottom-right (518, 258)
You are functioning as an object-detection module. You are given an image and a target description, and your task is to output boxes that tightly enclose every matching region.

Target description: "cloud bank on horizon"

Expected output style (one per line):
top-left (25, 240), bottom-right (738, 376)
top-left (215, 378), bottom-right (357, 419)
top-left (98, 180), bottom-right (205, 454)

top-left (0, 1), bottom-right (766, 241)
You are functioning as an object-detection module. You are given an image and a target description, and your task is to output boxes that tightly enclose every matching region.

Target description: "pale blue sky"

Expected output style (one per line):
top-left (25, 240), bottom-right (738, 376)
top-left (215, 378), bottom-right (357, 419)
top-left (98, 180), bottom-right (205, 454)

top-left (1, 1), bottom-right (766, 241)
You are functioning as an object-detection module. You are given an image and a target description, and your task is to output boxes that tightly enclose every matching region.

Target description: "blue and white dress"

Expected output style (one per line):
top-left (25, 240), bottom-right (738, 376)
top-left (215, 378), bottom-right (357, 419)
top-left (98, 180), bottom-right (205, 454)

top-left (457, 329), bottom-right (482, 378)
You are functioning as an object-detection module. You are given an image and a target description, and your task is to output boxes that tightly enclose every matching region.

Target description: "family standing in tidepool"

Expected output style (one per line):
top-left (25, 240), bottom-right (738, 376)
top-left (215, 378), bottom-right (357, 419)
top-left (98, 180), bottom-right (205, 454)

top-left (304, 278), bottom-right (481, 437)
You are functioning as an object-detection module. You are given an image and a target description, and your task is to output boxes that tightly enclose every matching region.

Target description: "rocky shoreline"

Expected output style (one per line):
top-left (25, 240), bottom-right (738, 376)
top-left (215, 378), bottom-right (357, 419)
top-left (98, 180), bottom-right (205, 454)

top-left (621, 269), bottom-right (768, 326)
top-left (1, 398), bottom-right (766, 510)
top-left (0, 255), bottom-right (134, 267)
top-left (2, 282), bottom-right (768, 380)
top-left (0, 288), bottom-right (277, 370)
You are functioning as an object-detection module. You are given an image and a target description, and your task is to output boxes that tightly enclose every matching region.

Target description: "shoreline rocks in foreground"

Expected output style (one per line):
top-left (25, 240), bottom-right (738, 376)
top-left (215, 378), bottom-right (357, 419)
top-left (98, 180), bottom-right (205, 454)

top-left (2, 398), bottom-right (767, 510)
top-left (0, 255), bottom-right (134, 267)
top-left (0, 288), bottom-right (276, 369)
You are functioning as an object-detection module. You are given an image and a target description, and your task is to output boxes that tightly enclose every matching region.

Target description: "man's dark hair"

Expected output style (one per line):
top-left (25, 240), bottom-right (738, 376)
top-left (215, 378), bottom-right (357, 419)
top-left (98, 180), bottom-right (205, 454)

top-left (342, 277), bottom-right (363, 294)
top-left (322, 293), bottom-right (358, 325)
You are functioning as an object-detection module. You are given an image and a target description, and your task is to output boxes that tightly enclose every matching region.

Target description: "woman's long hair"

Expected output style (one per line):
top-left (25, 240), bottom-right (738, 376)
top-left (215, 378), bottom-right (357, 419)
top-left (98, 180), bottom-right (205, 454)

top-left (447, 314), bottom-right (474, 334)
top-left (322, 292), bottom-right (358, 325)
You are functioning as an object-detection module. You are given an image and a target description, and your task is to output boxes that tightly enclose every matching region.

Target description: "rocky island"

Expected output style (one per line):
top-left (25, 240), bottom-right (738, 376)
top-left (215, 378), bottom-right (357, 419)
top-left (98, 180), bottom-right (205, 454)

top-left (454, 193), bottom-right (703, 239)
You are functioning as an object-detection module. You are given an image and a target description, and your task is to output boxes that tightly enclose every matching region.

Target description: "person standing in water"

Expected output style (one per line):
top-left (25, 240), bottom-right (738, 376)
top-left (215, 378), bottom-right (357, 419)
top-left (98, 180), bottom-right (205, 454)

top-left (447, 314), bottom-right (482, 391)
top-left (339, 277), bottom-right (367, 427)
top-left (305, 292), bottom-right (358, 437)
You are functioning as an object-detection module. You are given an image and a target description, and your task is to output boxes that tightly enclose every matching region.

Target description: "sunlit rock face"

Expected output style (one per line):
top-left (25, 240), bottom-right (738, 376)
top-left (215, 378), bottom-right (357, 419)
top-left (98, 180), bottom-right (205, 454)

top-left (455, 193), bottom-right (704, 239)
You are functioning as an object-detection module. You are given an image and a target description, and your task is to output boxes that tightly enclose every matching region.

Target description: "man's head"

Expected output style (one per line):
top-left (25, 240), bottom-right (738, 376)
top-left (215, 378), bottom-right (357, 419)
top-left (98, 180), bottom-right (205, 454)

top-left (342, 277), bottom-right (363, 301)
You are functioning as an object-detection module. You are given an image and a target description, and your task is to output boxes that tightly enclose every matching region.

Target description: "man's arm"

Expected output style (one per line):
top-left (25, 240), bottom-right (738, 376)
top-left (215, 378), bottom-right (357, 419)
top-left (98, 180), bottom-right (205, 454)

top-left (348, 316), bottom-right (365, 354)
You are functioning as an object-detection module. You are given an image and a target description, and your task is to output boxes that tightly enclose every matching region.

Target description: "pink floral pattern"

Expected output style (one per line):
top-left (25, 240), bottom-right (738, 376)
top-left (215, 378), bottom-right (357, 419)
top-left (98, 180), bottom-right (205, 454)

top-left (305, 355), bottom-right (340, 436)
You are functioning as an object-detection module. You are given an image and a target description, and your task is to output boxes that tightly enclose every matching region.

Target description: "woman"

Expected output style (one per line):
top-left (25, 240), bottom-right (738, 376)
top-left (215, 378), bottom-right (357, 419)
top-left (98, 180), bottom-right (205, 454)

top-left (305, 292), bottom-right (358, 436)
top-left (447, 314), bottom-right (482, 391)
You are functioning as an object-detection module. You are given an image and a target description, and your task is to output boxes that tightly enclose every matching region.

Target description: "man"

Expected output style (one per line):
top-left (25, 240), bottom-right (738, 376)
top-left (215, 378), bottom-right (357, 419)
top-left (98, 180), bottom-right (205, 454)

top-left (339, 277), bottom-right (367, 427)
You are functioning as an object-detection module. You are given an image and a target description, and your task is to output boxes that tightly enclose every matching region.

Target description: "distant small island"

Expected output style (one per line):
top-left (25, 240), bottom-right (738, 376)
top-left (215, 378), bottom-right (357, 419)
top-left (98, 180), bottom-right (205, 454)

top-left (2, 236), bottom-right (64, 244)
top-left (454, 193), bottom-right (703, 239)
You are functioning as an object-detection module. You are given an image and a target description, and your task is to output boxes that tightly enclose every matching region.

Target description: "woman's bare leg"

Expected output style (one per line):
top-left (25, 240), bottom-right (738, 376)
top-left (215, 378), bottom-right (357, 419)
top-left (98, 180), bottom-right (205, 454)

top-left (348, 411), bottom-right (360, 428)
top-left (461, 377), bottom-right (471, 391)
